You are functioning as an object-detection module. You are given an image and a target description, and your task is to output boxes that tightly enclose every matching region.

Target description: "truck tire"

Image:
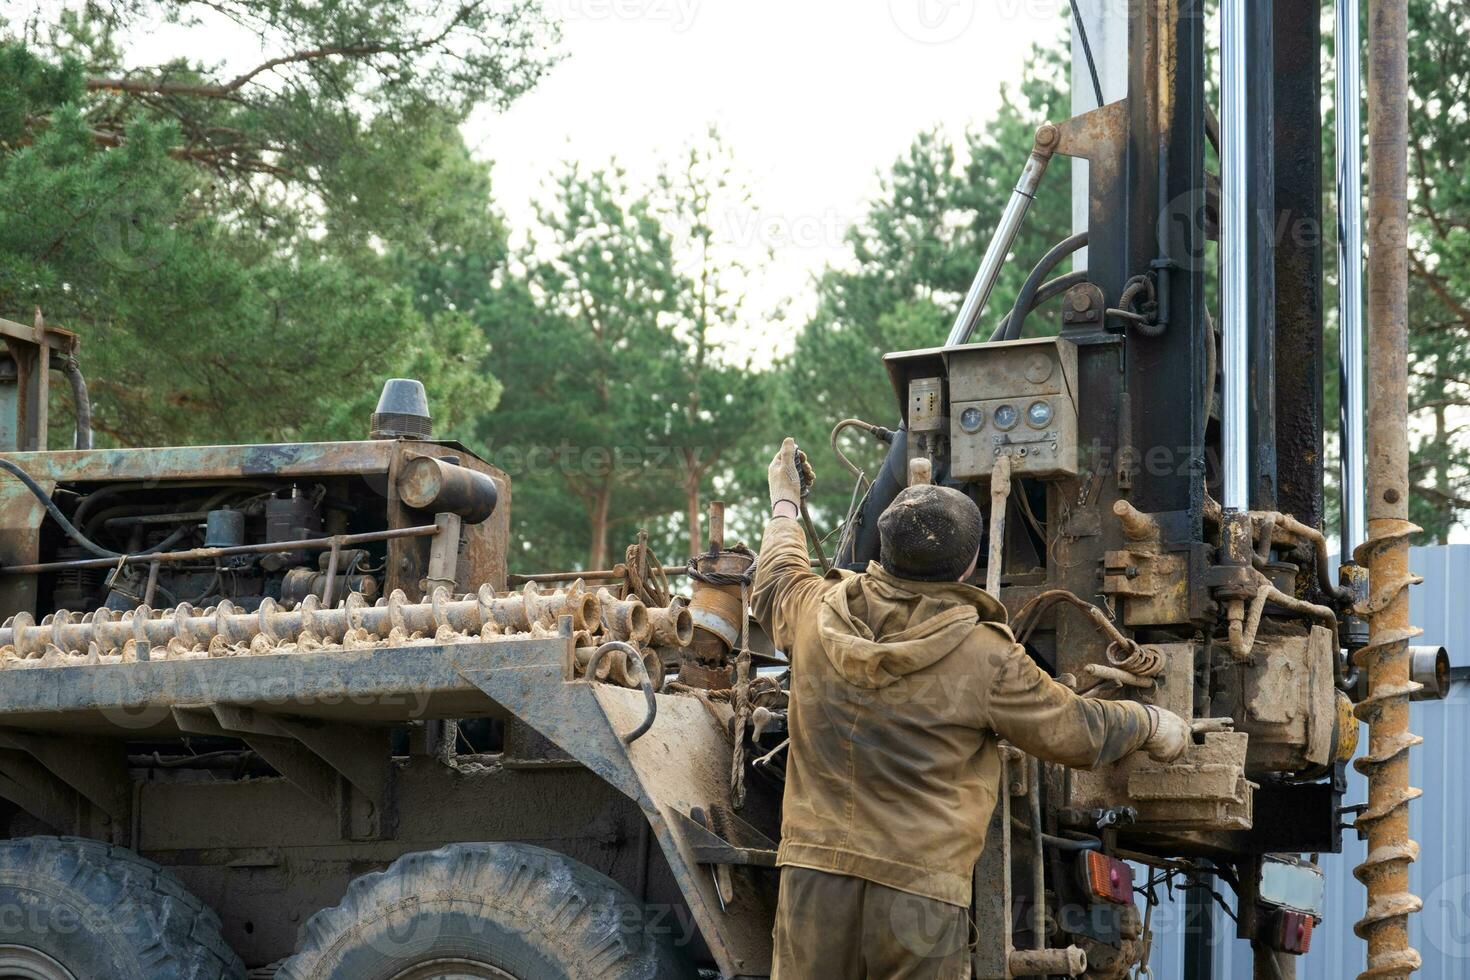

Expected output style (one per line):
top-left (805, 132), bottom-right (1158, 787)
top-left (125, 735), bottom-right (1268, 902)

top-left (278, 842), bottom-right (694, 980)
top-left (0, 835), bottom-right (244, 979)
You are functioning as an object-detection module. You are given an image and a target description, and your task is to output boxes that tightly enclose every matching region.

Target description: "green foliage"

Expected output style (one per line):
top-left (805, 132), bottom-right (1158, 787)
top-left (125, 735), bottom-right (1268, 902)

top-left (1402, 0), bottom-right (1470, 540)
top-left (7, 0), bottom-right (1465, 571)
top-left (1322, 0), bottom-right (1469, 542)
top-left (764, 37), bottom-right (1073, 532)
top-left (468, 132), bottom-right (773, 571)
top-left (0, 0), bottom-right (551, 447)
top-left (476, 164), bottom-right (685, 570)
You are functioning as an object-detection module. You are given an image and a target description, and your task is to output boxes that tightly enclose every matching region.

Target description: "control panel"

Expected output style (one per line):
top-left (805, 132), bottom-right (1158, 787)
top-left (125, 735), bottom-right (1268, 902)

top-left (885, 337), bottom-right (1080, 482)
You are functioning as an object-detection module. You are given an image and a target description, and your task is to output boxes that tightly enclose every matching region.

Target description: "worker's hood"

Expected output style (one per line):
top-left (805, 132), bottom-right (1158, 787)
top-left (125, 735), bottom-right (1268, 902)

top-left (816, 561), bottom-right (1007, 690)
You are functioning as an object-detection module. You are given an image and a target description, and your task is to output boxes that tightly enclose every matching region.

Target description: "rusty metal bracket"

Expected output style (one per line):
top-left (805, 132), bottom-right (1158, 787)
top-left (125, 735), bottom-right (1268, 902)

top-left (0, 750), bottom-right (80, 836)
top-left (0, 732), bottom-right (130, 841)
top-left (1054, 98), bottom-right (1129, 164)
top-left (461, 649), bottom-right (779, 979)
top-left (173, 705), bottom-right (396, 841)
top-left (670, 807), bottom-right (777, 868)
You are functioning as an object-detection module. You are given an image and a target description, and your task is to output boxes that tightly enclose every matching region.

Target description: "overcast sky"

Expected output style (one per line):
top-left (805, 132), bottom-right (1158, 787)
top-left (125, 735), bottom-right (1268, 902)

top-left (469, 0), bottom-right (1071, 341)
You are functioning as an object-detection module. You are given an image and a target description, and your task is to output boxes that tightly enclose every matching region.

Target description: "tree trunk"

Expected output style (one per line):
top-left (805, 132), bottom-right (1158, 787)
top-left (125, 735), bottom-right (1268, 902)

top-left (587, 483), bottom-right (612, 570)
top-left (686, 476), bottom-right (702, 558)
top-left (1435, 358), bottom-right (1450, 541)
top-left (1436, 404), bottom-right (1449, 538)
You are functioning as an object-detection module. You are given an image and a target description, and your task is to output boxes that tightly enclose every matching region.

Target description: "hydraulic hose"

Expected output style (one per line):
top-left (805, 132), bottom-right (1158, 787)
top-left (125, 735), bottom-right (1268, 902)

top-left (1002, 232), bottom-right (1089, 341)
top-left (990, 270), bottom-right (1090, 342)
top-left (0, 458), bottom-right (186, 560)
top-left (835, 424), bottom-right (909, 569)
top-left (57, 358), bottom-right (92, 451)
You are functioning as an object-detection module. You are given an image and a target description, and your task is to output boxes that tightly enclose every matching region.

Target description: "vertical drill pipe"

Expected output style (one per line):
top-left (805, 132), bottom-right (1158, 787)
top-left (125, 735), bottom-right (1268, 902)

top-left (1220, 0), bottom-right (1251, 512)
top-left (1338, 0), bottom-right (1369, 557)
top-left (1029, 757), bottom-right (1046, 953)
top-left (946, 126), bottom-right (1060, 347)
top-left (1354, 2), bottom-right (1422, 978)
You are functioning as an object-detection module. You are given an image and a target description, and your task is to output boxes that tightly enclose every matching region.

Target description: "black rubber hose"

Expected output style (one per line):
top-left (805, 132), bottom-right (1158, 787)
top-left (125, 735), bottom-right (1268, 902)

top-left (57, 358), bottom-right (92, 451)
top-left (990, 270), bottom-right (1090, 342)
top-left (835, 423), bottom-right (909, 570)
top-left (1002, 231), bottom-right (1090, 341)
top-left (0, 458), bottom-right (188, 560)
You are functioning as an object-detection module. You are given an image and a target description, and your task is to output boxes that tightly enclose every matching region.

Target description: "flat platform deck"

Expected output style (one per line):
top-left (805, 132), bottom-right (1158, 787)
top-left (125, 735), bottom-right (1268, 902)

top-left (0, 635), bottom-right (571, 736)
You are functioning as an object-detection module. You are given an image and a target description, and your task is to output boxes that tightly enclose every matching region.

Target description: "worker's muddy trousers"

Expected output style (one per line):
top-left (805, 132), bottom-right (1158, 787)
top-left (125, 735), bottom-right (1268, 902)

top-left (771, 866), bottom-right (970, 979)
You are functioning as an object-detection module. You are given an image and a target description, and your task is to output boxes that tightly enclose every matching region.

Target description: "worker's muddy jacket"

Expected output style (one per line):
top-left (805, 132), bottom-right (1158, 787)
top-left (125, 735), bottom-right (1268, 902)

top-left (751, 516), bottom-right (1152, 908)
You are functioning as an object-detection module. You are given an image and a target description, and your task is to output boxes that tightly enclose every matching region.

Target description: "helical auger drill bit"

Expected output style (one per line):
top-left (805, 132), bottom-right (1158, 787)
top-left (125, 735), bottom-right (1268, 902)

top-left (1352, 519), bottom-right (1424, 980)
top-left (0, 582), bottom-right (607, 664)
top-left (1354, 0), bottom-right (1421, 973)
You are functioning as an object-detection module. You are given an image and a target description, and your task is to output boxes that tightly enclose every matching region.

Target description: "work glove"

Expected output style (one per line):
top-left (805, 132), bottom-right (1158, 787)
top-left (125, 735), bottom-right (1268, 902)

top-left (1142, 706), bottom-right (1190, 763)
top-left (768, 438), bottom-right (814, 511)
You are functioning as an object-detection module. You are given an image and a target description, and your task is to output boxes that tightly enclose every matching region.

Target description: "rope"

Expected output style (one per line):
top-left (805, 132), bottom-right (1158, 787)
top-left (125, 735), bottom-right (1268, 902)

top-left (623, 535), bottom-right (671, 607)
top-left (730, 579), bottom-right (754, 808)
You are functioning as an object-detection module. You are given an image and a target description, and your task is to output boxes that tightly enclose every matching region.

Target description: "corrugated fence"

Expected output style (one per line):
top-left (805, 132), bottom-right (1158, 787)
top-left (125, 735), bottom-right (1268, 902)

top-left (1144, 545), bottom-right (1470, 978)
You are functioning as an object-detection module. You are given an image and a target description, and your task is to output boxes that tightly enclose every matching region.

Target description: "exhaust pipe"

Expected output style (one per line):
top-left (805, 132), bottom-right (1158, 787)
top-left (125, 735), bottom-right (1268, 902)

top-left (1409, 646), bottom-right (1450, 702)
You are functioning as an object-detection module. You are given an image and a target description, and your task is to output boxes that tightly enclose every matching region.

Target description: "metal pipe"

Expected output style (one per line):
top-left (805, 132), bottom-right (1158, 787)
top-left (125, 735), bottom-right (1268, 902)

top-left (0, 524), bottom-right (441, 575)
top-left (1355, 1), bottom-right (1422, 976)
top-left (986, 455), bottom-right (1014, 596)
top-left (1249, 509), bottom-right (1354, 601)
top-left (321, 537), bottom-right (342, 609)
top-left (947, 125), bottom-right (1060, 347)
top-left (1337, 0), bottom-right (1369, 558)
top-left (1408, 646), bottom-right (1450, 702)
top-left (1220, 0), bottom-right (1251, 512)
top-left (1007, 947), bottom-right (1087, 977)
top-left (1029, 757), bottom-right (1046, 952)
top-left (511, 566), bottom-right (687, 585)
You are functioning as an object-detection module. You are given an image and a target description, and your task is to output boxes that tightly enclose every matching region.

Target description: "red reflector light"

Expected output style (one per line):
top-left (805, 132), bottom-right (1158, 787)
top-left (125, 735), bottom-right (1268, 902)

top-left (1081, 852), bottom-right (1134, 905)
top-left (1275, 910), bottom-right (1314, 955)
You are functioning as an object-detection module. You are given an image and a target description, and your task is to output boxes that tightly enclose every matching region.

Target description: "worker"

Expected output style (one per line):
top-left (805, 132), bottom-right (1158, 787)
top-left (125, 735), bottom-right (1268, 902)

top-left (752, 438), bottom-right (1188, 980)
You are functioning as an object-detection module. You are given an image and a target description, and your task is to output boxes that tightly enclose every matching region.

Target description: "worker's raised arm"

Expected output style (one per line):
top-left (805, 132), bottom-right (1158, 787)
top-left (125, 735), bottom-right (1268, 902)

top-left (975, 624), bottom-right (1185, 769)
top-left (750, 439), bottom-right (825, 654)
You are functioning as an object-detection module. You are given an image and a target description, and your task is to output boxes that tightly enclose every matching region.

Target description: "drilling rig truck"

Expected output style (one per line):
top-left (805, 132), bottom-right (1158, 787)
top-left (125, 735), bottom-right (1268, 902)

top-left (0, 2), bottom-right (1442, 979)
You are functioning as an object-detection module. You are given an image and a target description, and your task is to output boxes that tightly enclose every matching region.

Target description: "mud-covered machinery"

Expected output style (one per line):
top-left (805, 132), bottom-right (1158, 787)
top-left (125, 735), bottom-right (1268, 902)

top-left (0, 324), bottom-right (792, 977)
top-left (0, 3), bottom-right (1437, 980)
top-left (825, 3), bottom-right (1439, 978)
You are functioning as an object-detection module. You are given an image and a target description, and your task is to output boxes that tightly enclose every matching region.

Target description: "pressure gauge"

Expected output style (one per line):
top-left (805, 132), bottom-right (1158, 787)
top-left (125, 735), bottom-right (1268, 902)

top-left (959, 406), bottom-right (985, 433)
top-left (993, 404), bottom-right (1020, 431)
top-left (1027, 400), bottom-right (1054, 429)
